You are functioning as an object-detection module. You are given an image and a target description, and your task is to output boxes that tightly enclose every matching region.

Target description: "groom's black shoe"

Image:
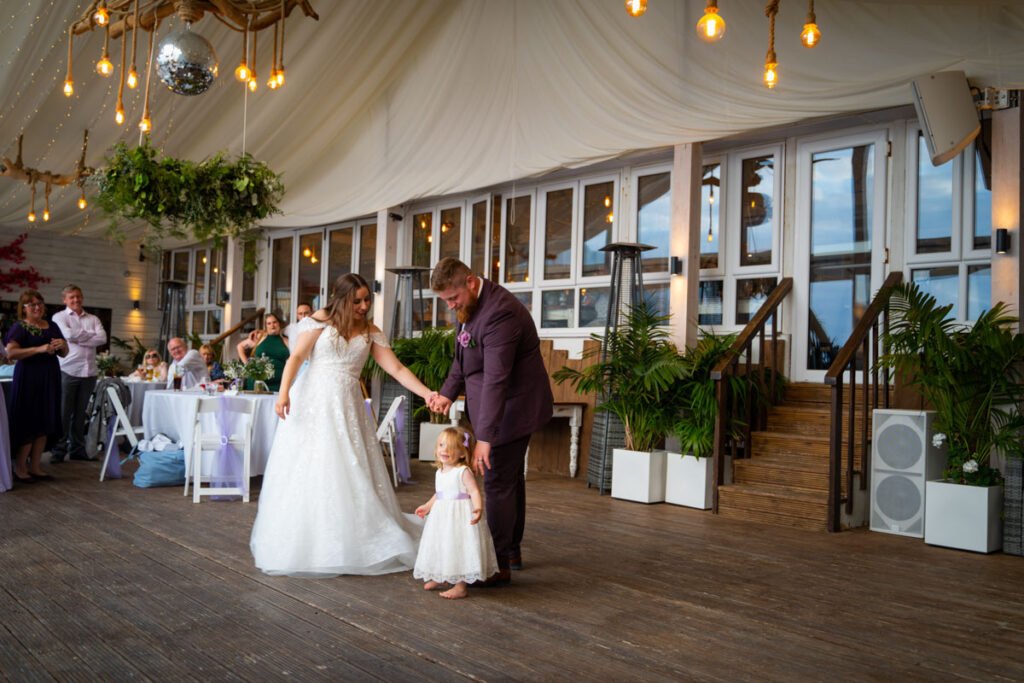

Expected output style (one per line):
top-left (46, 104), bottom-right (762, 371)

top-left (508, 552), bottom-right (523, 571)
top-left (475, 568), bottom-right (512, 587)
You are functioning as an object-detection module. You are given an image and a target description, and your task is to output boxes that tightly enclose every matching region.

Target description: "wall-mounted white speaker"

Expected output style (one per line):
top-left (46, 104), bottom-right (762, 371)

top-left (870, 410), bottom-right (946, 538)
top-left (911, 70), bottom-right (980, 166)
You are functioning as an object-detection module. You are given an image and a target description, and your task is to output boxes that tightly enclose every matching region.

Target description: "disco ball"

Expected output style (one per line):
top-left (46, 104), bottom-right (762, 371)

top-left (155, 28), bottom-right (218, 96)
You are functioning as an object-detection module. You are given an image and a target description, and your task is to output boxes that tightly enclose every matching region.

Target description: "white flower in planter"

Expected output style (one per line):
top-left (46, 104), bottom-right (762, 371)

top-left (963, 459), bottom-right (979, 474)
top-left (932, 432), bottom-right (947, 448)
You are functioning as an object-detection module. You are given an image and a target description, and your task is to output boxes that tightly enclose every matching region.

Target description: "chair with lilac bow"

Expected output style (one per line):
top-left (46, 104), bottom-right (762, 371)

top-left (187, 396), bottom-right (256, 503)
top-left (376, 394), bottom-right (405, 488)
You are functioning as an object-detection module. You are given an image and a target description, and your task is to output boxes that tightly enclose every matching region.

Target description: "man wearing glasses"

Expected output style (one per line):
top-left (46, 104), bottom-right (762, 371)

top-left (166, 337), bottom-right (209, 390)
top-left (52, 284), bottom-right (107, 463)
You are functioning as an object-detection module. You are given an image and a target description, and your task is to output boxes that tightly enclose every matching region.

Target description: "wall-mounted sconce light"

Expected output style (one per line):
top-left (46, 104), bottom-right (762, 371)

top-left (138, 244), bottom-right (146, 262)
top-left (996, 228), bottom-right (1010, 254)
top-left (669, 256), bottom-right (683, 276)
top-left (389, 212), bottom-right (404, 222)
top-left (373, 279), bottom-right (382, 293)
top-left (132, 300), bottom-right (141, 311)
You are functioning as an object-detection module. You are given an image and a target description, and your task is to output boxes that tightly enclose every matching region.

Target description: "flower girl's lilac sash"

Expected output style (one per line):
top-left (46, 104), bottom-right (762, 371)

top-left (435, 491), bottom-right (470, 500)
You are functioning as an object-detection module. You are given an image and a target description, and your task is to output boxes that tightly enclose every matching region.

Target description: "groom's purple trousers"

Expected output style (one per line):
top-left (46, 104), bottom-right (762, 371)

top-left (483, 434), bottom-right (531, 570)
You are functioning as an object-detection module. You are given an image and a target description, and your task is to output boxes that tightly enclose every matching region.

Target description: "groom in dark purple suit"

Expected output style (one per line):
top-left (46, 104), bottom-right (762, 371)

top-left (429, 258), bottom-right (553, 584)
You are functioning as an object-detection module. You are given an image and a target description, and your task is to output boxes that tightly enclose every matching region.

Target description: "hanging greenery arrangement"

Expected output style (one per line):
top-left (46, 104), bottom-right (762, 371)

top-left (96, 139), bottom-right (285, 269)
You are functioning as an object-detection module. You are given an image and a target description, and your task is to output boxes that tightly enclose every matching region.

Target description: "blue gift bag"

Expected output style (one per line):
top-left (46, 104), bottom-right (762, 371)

top-left (133, 449), bottom-right (187, 488)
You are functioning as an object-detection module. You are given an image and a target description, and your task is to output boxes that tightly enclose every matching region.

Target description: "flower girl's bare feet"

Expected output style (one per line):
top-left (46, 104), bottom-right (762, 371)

top-left (440, 582), bottom-right (468, 600)
top-left (424, 580), bottom-right (445, 591)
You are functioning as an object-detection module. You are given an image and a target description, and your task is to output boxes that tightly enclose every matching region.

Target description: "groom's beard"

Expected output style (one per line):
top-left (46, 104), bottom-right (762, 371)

top-left (456, 290), bottom-right (479, 324)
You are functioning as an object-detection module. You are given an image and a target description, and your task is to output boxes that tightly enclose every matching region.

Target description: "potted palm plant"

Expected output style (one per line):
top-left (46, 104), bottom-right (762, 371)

top-left (879, 283), bottom-right (1024, 553)
top-left (665, 331), bottom-right (742, 509)
top-left (554, 303), bottom-right (687, 503)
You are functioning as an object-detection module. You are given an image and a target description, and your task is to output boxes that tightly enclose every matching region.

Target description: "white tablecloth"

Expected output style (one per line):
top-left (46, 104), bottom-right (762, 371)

top-left (122, 379), bottom-right (166, 425)
top-left (142, 390), bottom-right (279, 476)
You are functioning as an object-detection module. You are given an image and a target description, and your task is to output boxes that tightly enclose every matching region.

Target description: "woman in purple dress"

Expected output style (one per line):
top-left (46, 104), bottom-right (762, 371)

top-left (3, 290), bottom-right (67, 483)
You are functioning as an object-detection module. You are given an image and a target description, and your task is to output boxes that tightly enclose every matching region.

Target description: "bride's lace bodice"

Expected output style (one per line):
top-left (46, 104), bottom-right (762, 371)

top-left (295, 318), bottom-right (388, 380)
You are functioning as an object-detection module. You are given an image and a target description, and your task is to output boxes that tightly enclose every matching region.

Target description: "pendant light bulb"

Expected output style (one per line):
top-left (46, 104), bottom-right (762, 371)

top-left (27, 212), bottom-right (36, 223)
top-left (96, 54), bottom-right (113, 77)
top-left (235, 61), bottom-right (250, 82)
top-left (94, 6), bottom-right (110, 26)
top-left (115, 106), bottom-right (125, 125)
top-left (247, 75), bottom-right (258, 92)
top-left (78, 195), bottom-right (87, 210)
top-left (139, 115), bottom-right (152, 133)
top-left (63, 79), bottom-right (74, 97)
top-left (275, 69), bottom-right (285, 87)
top-left (127, 68), bottom-right (138, 88)
top-left (624, 0), bottom-right (647, 18)
top-left (267, 71), bottom-right (279, 89)
top-left (697, 0), bottom-right (726, 42)
top-left (764, 59), bottom-right (779, 89)
top-left (42, 209), bottom-right (50, 222)
top-left (800, 16), bottom-right (821, 48)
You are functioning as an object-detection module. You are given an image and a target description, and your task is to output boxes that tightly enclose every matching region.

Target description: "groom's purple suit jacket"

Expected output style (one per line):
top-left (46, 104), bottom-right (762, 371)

top-left (440, 278), bottom-right (553, 446)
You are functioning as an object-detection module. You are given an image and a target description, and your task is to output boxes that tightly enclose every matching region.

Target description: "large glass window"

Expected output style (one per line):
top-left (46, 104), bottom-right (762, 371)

top-left (471, 199), bottom-right (488, 275)
top-left (297, 232), bottom-right (323, 313)
top-left (806, 143), bottom-right (875, 370)
top-left (906, 131), bottom-right (991, 323)
top-left (328, 226), bottom-right (353, 281)
top-left (413, 211), bottom-right (432, 268)
top-left (637, 172), bottom-right (670, 273)
top-left (541, 288), bottom-right (574, 329)
top-left (505, 196), bottom-right (531, 283)
top-left (700, 164), bottom-right (721, 270)
top-left (543, 187), bottom-right (573, 280)
top-left (581, 181), bottom-right (613, 277)
top-left (270, 236), bottom-right (293, 322)
top-left (916, 132), bottom-right (954, 254)
top-left (358, 222), bottom-right (377, 284)
top-left (439, 207), bottom-right (461, 260)
top-left (740, 155), bottom-right (774, 267)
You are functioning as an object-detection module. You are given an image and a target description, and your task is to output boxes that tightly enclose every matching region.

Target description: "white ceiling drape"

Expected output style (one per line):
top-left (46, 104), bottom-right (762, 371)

top-left (1, 0), bottom-right (1022, 239)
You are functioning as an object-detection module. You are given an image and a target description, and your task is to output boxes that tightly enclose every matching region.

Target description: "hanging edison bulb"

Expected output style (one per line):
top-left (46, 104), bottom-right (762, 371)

top-left (247, 75), bottom-right (257, 92)
top-left (93, 4), bottom-right (110, 26)
top-left (27, 184), bottom-right (36, 223)
top-left (78, 188), bottom-right (87, 210)
top-left (42, 208), bottom-right (50, 222)
top-left (64, 79), bottom-right (74, 96)
top-left (64, 31), bottom-right (74, 96)
top-left (27, 211), bottom-right (36, 223)
top-left (696, 0), bottom-right (726, 42)
top-left (96, 53), bottom-right (114, 76)
top-left (800, 1), bottom-right (821, 48)
top-left (235, 24), bottom-right (251, 82)
top-left (603, 195), bottom-right (611, 208)
top-left (764, 53), bottom-right (778, 89)
top-left (127, 67), bottom-right (139, 88)
top-left (275, 68), bottom-right (285, 87)
top-left (624, 0), bottom-right (647, 18)
top-left (139, 115), bottom-right (152, 133)
top-left (115, 105), bottom-right (125, 125)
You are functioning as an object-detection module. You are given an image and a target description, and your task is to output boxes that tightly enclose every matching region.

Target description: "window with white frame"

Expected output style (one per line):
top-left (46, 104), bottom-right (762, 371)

top-left (698, 145), bottom-right (783, 328)
top-left (162, 245), bottom-right (227, 340)
top-left (905, 128), bottom-right (991, 322)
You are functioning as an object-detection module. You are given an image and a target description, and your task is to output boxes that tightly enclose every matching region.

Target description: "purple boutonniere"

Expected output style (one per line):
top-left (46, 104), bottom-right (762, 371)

top-left (457, 329), bottom-right (476, 349)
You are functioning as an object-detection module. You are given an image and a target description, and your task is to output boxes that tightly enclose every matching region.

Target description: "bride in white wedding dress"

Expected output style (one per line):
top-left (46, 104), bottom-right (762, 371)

top-left (250, 273), bottom-right (435, 577)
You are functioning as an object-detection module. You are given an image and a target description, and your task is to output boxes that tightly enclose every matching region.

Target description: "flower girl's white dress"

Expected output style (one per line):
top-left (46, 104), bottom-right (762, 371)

top-left (413, 465), bottom-right (499, 584)
top-left (250, 319), bottom-right (421, 577)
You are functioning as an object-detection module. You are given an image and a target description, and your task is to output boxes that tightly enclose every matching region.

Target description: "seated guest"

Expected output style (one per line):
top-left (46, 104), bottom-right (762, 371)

top-left (236, 313), bottom-right (289, 391)
top-left (165, 337), bottom-right (209, 390)
top-left (134, 348), bottom-right (168, 382)
top-left (199, 343), bottom-right (226, 384)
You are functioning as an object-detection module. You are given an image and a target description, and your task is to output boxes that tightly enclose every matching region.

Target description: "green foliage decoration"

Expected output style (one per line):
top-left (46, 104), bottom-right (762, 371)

top-left (96, 139), bottom-right (284, 270)
top-left (878, 282), bottom-right (1024, 486)
top-left (365, 327), bottom-right (455, 423)
top-left (109, 334), bottom-right (147, 367)
top-left (554, 303), bottom-right (688, 452)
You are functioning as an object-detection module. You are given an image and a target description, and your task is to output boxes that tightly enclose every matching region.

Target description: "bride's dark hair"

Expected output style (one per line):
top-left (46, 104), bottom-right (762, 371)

top-left (323, 273), bottom-right (372, 339)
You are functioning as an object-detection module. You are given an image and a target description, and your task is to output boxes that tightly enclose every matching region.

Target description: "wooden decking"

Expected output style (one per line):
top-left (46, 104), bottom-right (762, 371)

top-left (3, 459), bottom-right (1024, 681)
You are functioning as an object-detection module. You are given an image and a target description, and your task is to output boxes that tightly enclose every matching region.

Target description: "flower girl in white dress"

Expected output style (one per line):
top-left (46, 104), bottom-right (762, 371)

top-left (414, 427), bottom-right (499, 599)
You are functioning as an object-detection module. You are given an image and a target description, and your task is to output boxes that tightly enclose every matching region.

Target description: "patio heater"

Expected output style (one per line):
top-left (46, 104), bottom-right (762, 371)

top-left (588, 242), bottom-right (654, 494)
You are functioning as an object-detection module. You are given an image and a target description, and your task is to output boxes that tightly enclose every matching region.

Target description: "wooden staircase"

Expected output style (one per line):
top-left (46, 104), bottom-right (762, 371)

top-left (716, 382), bottom-right (871, 531)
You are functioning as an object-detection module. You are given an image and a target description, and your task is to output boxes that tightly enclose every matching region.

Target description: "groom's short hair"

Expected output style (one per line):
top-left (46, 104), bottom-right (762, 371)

top-left (430, 257), bottom-right (472, 291)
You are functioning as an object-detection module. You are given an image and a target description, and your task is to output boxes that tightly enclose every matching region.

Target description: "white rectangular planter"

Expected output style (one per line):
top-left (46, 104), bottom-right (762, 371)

top-left (418, 422), bottom-right (448, 461)
top-left (611, 448), bottom-right (666, 504)
top-left (665, 452), bottom-right (713, 509)
top-left (924, 480), bottom-right (1002, 553)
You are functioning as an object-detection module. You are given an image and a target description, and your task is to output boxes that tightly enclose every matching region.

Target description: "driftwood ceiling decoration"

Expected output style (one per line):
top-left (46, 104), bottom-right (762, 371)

top-left (0, 132), bottom-right (95, 222)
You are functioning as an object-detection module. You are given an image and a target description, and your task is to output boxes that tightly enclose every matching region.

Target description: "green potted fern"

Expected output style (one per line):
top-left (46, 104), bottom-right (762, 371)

top-left (554, 303), bottom-right (687, 503)
top-left (878, 282), bottom-right (1024, 552)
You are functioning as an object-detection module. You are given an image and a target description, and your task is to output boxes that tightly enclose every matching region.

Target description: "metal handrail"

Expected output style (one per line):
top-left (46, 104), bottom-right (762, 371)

top-left (823, 272), bottom-right (903, 532)
top-left (210, 307), bottom-right (265, 346)
top-left (711, 277), bottom-right (793, 513)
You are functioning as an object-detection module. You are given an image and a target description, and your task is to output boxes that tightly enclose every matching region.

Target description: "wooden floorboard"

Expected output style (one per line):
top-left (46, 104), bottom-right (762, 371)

top-left (2, 460), bottom-right (1024, 681)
